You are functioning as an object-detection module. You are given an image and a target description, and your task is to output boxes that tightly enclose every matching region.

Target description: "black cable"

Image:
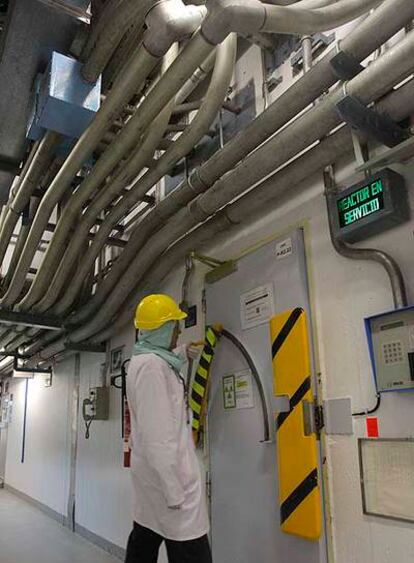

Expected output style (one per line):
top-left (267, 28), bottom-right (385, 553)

top-left (220, 329), bottom-right (271, 442)
top-left (352, 393), bottom-right (381, 417)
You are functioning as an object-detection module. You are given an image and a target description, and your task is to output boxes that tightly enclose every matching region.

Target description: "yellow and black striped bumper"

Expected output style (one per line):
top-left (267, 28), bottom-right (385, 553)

top-left (270, 308), bottom-right (321, 541)
top-left (190, 326), bottom-right (218, 442)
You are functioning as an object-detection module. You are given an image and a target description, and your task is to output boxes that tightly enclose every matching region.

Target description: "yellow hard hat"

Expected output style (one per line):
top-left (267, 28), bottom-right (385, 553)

top-left (134, 294), bottom-right (187, 330)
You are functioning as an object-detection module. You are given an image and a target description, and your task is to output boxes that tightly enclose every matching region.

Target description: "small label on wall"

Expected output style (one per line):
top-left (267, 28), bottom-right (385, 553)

top-left (366, 417), bottom-right (379, 438)
top-left (223, 371), bottom-right (254, 410)
top-left (240, 283), bottom-right (275, 330)
top-left (276, 238), bottom-right (293, 260)
top-left (223, 375), bottom-right (236, 409)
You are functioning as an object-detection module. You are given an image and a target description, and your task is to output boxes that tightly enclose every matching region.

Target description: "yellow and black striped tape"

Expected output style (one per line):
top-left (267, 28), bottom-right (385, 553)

top-left (189, 327), bottom-right (218, 441)
top-left (270, 308), bottom-right (321, 541)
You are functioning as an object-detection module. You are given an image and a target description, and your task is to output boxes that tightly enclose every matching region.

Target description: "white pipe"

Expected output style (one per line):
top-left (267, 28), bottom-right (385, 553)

top-left (0, 45), bottom-right (160, 308)
top-left (41, 35), bottom-right (236, 315)
top-left (18, 46), bottom-right (217, 312)
top-left (93, 76), bottom-right (414, 341)
top-left (67, 28), bottom-right (414, 342)
top-left (75, 0), bottom-right (411, 323)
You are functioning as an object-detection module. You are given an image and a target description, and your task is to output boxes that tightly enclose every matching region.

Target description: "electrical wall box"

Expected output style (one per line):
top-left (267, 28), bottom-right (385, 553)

top-left (82, 387), bottom-right (110, 421)
top-left (365, 305), bottom-right (414, 393)
top-left (36, 51), bottom-right (101, 139)
top-left (329, 168), bottom-right (409, 244)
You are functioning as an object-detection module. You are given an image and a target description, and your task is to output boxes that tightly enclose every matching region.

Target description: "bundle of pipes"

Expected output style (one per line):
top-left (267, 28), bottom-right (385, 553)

top-left (2, 0), bottom-right (414, 368)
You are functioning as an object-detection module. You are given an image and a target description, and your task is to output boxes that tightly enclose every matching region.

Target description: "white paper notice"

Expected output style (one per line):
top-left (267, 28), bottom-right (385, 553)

top-left (276, 238), bottom-right (293, 260)
top-left (235, 371), bottom-right (254, 409)
top-left (240, 283), bottom-right (275, 330)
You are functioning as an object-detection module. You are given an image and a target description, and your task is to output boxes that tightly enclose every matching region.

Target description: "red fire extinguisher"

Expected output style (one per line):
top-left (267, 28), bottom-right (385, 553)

top-left (123, 395), bottom-right (131, 468)
top-left (111, 359), bottom-right (131, 468)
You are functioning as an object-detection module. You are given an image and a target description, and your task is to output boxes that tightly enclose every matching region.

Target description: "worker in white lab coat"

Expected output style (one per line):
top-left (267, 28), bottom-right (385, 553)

top-left (125, 294), bottom-right (211, 563)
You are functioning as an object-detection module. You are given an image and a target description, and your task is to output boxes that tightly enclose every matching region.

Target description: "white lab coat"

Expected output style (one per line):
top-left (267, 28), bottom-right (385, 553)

top-left (126, 351), bottom-right (209, 541)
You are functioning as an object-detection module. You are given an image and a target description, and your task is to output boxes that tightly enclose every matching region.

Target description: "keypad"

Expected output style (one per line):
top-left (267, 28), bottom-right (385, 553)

top-left (382, 341), bottom-right (404, 364)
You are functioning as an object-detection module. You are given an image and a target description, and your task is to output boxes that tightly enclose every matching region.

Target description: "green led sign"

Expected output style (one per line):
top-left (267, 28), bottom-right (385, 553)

top-left (330, 168), bottom-right (409, 244)
top-left (337, 179), bottom-right (385, 228)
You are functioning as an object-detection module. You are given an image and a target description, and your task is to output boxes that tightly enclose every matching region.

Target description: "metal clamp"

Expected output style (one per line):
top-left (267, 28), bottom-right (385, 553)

top-left (336, 95), bottom-right (409, 148)
top-left (330, 47), bottom-right (364, 81)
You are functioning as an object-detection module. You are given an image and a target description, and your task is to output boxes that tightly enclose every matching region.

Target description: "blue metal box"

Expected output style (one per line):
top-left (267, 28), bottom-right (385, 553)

top-left (36, 51), bottom-right (101, 139)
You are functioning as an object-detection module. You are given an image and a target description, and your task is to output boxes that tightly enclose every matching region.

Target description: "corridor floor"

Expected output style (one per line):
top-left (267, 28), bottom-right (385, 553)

top-left (0, 489), bottom-right (120, 563)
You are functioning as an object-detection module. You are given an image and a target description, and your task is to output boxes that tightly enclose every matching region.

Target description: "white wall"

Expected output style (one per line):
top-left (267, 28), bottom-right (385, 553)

top-left (75, 351), bottom-right (132, 549)
top-left (3, 20), bottom-right (414, 563)
top-left (5, 356), bottom-right (74, 516)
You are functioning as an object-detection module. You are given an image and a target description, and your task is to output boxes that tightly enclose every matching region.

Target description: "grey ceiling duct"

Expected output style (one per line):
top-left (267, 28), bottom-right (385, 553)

top-left (0, 0), bottom-right (80, 203)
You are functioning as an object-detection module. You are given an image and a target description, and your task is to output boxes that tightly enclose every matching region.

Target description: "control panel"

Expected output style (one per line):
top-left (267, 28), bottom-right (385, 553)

top-left (365, 306), bottom-right (414, 392)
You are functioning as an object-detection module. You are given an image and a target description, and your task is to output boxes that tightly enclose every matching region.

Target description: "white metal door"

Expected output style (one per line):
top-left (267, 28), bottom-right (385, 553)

top-left (205, 228), bottom-right (328, 563)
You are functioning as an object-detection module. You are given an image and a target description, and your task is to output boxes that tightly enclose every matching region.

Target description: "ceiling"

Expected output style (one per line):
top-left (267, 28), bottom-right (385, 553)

top-left (0, 0), bottom-right (81, 203)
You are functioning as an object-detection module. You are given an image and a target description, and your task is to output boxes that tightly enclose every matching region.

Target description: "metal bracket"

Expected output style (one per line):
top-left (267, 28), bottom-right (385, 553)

top-left (337, 95), bottom-right (409, 148)
top-left (0, 309), bottom-right (62, 330)
top-left (303, 400), bottom-right (324, 439)
top-left (13, 357), bottom-right (52, 374)
top-left (330, 50), bottom-right (364, 80)
top-left (191, 252), bottom-right (238, 284)
top-left (291, 32), bottom-right (335, 72)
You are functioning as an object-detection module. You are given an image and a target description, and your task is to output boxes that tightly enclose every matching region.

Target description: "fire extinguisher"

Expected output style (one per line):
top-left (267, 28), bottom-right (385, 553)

top-left (123, 393), bottom-right (131, 468)
top-left (111, 358), bottom-right (131, 468)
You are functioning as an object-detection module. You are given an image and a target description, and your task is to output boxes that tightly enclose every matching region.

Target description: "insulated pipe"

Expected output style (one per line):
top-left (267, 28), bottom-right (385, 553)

top-left (8, 32), bottom-right (213, 310)
top-left (67, 29), bottom-right (414, 341)
top-left (200, 0), bottom-right (382, 45)
top-left (27, 74), bottom-right (414, 360)
top-left (0, 46), bottom-right (160, 308)
top-left (144, 0), bottom-right (207, 57)
top-left (93, 76), bottom-right (414, 342)
top-left (3, 0), bottom-right (379, 308)
top-left (47, 35), bottom-right (235, 316)
top-left (0, 131), bottom-right (61, 277)
top-left (73, 0), bottom-right (413, 324)
top-left (81, 0), bottom-right (158, 83)
top-left (103, 19), bottom-right (146, 90)
top-left (19, 45), bottom-right (217, 312)
top-left (63, 35), bottom-right (235, 322)
top-left (19, 43), bottom-right (181, 312)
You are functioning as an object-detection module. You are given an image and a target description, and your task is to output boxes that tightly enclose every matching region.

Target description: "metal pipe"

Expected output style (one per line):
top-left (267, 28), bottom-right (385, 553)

top-left (76, 0), bottom-right (413, 324)
top-left (67, 31), bottom-right (414, 342)
top-left (301, 35), bottom-right (313, 72)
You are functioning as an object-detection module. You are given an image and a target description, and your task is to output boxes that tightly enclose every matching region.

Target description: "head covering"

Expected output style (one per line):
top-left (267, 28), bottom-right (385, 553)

top-left (133, 320), bottom-right (184, 373)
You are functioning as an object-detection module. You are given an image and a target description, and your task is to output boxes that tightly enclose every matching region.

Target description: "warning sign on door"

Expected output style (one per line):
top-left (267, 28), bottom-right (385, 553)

top-left (240, 283), bottom-right (275, 330)
top-left (223, 371), bottom-right (254, 410)
top-left (223, 375), bottom-right (236, 409)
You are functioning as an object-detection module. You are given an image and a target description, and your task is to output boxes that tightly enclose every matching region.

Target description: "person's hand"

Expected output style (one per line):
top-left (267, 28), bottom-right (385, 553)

top-left (186, 341), bottom-right (204, 360)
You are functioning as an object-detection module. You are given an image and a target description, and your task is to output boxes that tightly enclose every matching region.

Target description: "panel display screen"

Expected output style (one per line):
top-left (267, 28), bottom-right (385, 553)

top-left (337, 178), bottom-right (384, 228)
